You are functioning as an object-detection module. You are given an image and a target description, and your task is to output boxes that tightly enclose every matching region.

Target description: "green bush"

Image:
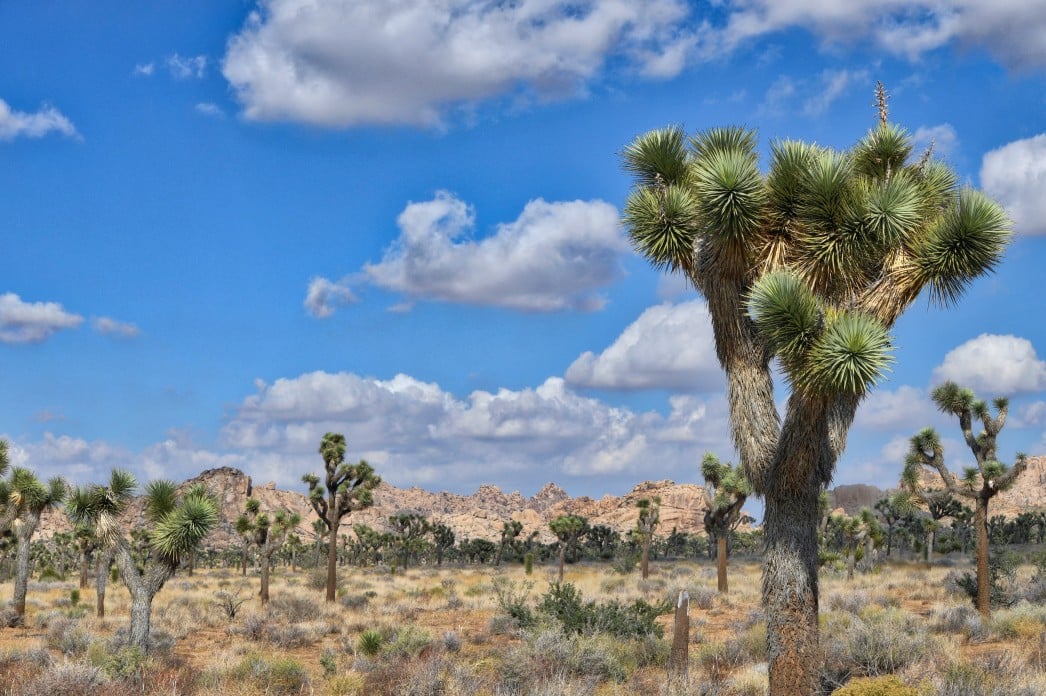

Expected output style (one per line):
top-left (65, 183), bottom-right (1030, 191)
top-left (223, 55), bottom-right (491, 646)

top-left (951, 551), bottom-right (1020, 609)
top-left (537, 582), bottom-right (670, 639)
top-left (844, 608), bottom-right (938, 677)
top-left (491, 576), bottom-right (535, 627)
top-left (231, 655), bottom-right (309, 696)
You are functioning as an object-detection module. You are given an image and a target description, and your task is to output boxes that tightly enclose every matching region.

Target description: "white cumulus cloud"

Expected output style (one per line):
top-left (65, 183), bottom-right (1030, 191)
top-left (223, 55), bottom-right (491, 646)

top-left (855, 385), bottom-right (940, 430)
top-left (0, 293), bottom-right (83, 343)
top-left (221, 369), bottom-right (730, 490)
top-left (92, 317), bottom-right (140, 338)
top-left (221, 0), bottom-right (699, 128)
top-left (0, 99), bottom-right (78, 142)
top-left (980, 134), bottom-right (1046, 235)
top-left (711, 1), bottom-right (1046, 71)
top-left (912, 123), bottom-right (959, 158)
top-left (802, 69), bottom-right (869, 116)
top-left (566, 300), bottom-right (722, 391)
top-left (304, 276), bottom-right (357, 318)
top-left (932, 334), bottom-right (1046, 394)
top-left (358, 192), bottom-right (625, 312)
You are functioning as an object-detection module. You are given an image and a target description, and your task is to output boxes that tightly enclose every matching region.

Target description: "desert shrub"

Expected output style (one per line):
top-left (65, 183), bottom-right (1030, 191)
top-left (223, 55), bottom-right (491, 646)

top-left (688, 586), bottom-right (717, 610)
top-left (987, 602), bottom-right (1046, 640)
top-left (266, 594), bottom-right (319, 623)
top-left (320, 647), bottom-right (338, 678)
top-left (612, 551), bottom-right (639, 575)
top-left (0, 605), bottom-right (21, 628)
top-left (844, 608), bottom-right (939, 677)
top-left (213, 590), bottom-right (247, 619)
top-left (947, 551), bottom-right (1020, 609)
top-left (1025, 552), bottom-right (1046, 604)
top-left (490, 576), bottom-right (534, 628)
top-left (833, 675), bottom-right (918, 695)
top-left (340, 593), bottom-right (371, 610)
top-left (45, 615), bottom-right (93, 657)
top-left (442, 631), bottom-right (461, 653)
top-left (387, 625), bottom-right (434, 658)
top-left (19, 662), bottom-right (108, 696)
top-left (102, 646), bottom-right (147, 680)
top-left (537, 581), bottom-right (670, 639)
top-left (358, 629), bottom-right (384, 657)
top-left (231, 654), bottom-right (309, 696)
top-left (487, 614), bottom-right (520, 635)
top-left (327, 673), bottom-right (366, 696)
top-left (306, 569), bottom-right (328, 591)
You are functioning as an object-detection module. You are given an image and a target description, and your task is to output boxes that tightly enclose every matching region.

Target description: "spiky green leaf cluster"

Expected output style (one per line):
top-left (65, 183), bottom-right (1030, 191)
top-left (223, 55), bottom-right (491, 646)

top-left (150, 490), bottom-right (219, 562)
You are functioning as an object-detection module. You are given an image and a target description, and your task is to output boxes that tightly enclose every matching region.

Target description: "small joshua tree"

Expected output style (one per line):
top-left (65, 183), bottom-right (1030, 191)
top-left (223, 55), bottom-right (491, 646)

top-left (67, 470), bottom-right (218, 651)
top-left (701, 453), bottom-right (750, 593)
top-left (236, 498), bottom-right (301, 603)
top-left (303, 432), bottom-right (380, 602)
top-left (549, 514), bottom-right (588, 582)
top-left (6, 468), bottom-right (66, 622)
top-left (496, 520), bottom-right (523, 567)
top-left (902, 381), bottom-right (1028, 616)
top-left (388, 512), bottom-right (430, 568)
top-left (431, 522), bottom-right (455, 566)
top-left (635, 497), bottom-right (660, 579)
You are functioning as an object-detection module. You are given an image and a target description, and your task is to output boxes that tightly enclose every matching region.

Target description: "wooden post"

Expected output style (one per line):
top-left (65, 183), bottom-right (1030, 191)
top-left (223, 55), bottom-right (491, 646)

top-left (670, 590), bottom-right (690, 676)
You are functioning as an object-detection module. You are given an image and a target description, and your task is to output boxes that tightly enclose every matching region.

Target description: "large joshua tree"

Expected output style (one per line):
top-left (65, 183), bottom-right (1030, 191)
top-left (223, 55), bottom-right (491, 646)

top-left (621, 87), bottom-right (1011, 693)
top-left (6, 468), bottom-right (66, 622)
top-left (303, 432), bottom-right (380, 602)
top-left (701, 453), bottom-right (751, 593)
top-left (66, 470), bottom-right (219, 651)
top-left (901, 381), bottom-right (1028, 616)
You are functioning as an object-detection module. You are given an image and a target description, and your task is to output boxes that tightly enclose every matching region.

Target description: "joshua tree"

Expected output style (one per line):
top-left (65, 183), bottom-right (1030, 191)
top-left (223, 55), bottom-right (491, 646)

top-left (73, 522), bottom-right (100, 590)
top-left (234, 504), bottom-right (255, 576)
top-left (635, 497), bottom-right (660, 579)
top-left (431, 522), bottom-right (455, 566)
top-left (303, 433), bottom-right (380, 602)
top-left (6, 468), bottom-right (66, 621)
top-left (236, 498), bottom-right (301, 603)
top-left (549, 514), bottom-right (588, 582)
top-left (495, 520), bottom-right (523, 567)
top-left (388, 512), bottom-right (430, 568)
top-left (701, 454), bottom-right (750, 593)
top-left (923, 494), bottom-right (962, 563)
top-left (902, 381), bottom-right (1028, 616)
top-left (66, 470), bottom-right (218, 651)
top-left (621, 86), bottom-right (1011, 692)
top-left (874, 493), bottom-right (913, 557)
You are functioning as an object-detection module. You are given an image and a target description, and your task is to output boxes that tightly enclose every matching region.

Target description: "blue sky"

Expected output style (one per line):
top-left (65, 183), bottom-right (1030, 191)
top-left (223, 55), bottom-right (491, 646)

top-left (1, 1), bottom-right (1044, 507)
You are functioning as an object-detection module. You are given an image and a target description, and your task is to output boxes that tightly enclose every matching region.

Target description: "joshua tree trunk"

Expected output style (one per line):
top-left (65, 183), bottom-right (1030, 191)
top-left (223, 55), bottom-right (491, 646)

top-left (325, 516), bottom-right (339, 602)
top-left (114, 543), bottom-right (175, 652)
top-left (717, 535), bottom-right (729, 593)
top-left (846, 548), bottom-right (855, 581)
top-left (557, 545), bottom-right (566, 582)
top-left (241, 542), bottom-right (248, 577)
top-left (764, 482), bottom-right (820, 696)
top-left (96, 548), bottom-right (113, 618)
top-left (863, 536), bottom-right (875, 573)
top-left (12, 512), bottom-right (41, 620)
top-left (640, 537), bottom-right (651, 579)
top-left (260, 549), bottom-right (273, 604)
top-left (975, 499), bottom-right (990, 618)
top-left (926, 529), bottom-right (934, 564)
top-left (79, 548), bottom-right (92, 589)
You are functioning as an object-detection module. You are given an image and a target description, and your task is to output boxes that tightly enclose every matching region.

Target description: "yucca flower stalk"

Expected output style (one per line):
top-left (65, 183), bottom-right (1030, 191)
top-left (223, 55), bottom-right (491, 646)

top-left (620, 85), bottom-right (1011, 693)
top-left (66, 470), bottom-right (218, 651)
top-left (900, 381), bottom-right (1028, 616)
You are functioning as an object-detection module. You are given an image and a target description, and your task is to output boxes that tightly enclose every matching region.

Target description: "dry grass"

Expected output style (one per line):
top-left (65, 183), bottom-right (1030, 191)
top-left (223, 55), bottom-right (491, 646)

top-left (0, 557), bottom-right (1041, 695)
